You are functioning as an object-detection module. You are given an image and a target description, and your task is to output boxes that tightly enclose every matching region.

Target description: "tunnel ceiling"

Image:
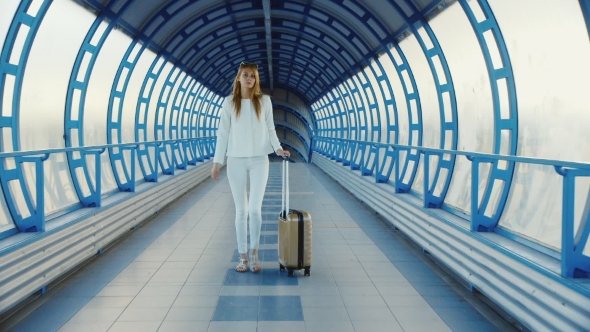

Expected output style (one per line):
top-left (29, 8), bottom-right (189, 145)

top-left (75, 0), bottom-right (453, 103)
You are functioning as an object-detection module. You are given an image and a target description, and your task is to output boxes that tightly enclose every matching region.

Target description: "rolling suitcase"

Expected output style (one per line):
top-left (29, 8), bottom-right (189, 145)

top-left (278, 158), bottom-right (312, 277)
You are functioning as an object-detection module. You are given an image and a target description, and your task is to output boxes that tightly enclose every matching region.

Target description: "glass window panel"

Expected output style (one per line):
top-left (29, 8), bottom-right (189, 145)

top-left (122, 48), bottom-right (156, 144)
top-left (401, 34), bottom-right (439, 194)
top-left (427, 3), bottom-right (494, 213)
top-left (19, 0), bottom-right (96, 214)
top-left (0, 0), bottom-right (21, 50)
top-left (381, 51), bottom-right (408, 145)
top-left (491, 0), bottom-right (590, 249)
top-left (85, 27), bottom-right (132, 193)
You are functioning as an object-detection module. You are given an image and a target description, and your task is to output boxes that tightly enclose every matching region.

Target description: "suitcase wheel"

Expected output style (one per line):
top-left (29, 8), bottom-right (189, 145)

top-left (304, 266), bottom-right (310, 276)
top-left (287, 268), bottom-right (294, 277)
top-left (279, 263), bottom-right (285, 271)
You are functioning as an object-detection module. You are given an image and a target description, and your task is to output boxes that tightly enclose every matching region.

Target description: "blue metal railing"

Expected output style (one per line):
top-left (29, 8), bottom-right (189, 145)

top-left (314, 136), bottom-right (590, 278)
top-left (0, 137), bottom-right (214, 236)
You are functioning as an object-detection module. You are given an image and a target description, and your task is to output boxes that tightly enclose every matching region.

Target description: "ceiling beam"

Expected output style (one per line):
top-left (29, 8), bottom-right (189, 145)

top-left (262, 0), bottom-right (273, 91)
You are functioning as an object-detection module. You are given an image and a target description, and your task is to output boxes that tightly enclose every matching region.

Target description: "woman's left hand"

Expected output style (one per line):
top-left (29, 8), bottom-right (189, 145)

top-left (277, 149), bottom-right (290, 158)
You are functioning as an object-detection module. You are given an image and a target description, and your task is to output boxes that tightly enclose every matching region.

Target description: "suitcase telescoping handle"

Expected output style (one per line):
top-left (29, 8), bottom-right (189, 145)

top-left (281, 156), bottom-right (289, 218)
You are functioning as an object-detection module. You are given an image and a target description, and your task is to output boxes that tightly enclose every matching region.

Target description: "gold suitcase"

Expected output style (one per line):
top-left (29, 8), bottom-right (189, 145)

top-left (278, 159), bottom-right (312, 276)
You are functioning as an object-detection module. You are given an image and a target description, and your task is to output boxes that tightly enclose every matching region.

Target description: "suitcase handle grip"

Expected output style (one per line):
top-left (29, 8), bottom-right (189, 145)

top-left (281, 157), bottom-right (289, 217)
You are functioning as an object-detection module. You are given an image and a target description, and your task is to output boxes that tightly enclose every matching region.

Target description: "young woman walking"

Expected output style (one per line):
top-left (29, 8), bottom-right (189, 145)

top-left (211, 62), bottom-right (290, 273)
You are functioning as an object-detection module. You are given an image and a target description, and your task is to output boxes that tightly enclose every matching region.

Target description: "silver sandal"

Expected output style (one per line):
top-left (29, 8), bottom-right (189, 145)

top-left (236, 257), bottom-right (248, 272)
top-left (249, 250), bottom-right (261, 273)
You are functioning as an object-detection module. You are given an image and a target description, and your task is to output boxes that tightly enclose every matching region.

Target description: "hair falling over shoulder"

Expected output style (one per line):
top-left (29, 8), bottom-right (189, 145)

top-left (232, 63), bottom-right (263, 121)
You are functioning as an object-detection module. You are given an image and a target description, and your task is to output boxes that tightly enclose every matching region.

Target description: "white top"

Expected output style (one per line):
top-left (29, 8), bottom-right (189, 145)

top-left (213, 95), bottom-right (282, 164)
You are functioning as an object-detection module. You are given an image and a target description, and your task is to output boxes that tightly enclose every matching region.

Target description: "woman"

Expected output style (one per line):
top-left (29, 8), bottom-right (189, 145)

top-left (211, 62), bottom-right (290, 273)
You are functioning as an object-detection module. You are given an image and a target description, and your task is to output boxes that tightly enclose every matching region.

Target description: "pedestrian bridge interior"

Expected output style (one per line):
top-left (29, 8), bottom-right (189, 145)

top-left (1, 0), bottom-right (590, 331)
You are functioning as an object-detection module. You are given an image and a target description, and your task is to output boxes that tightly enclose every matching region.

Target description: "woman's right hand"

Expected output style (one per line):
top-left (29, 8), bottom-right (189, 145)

top-left (211, 163), bottom-right (221, 181)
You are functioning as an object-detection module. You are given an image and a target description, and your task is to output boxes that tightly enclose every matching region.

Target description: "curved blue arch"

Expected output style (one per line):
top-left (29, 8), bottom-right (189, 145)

top-left (153, 65), bottom-right (183, 175)
top-left (459, 0), bottom-right (518, 231)
top-left (0, 0), bottom-right (52, 232)
top-left (199, 91), bottom-right (220, 157)
top-left (276, 142), bottom-right (307, 163)
top-left (170, 77), bottom-right (197, 168)
top-left (273, 104), bottom-right (313, 138)
top-left (389, 43), bottom-right (424, 193)
top-left (182, 81), bottom-right (205, 164)
top-left (275, 124), bottom-right (310, 153)
top-left (313, 89), bottom-right (350, 164)
top-left (312, 0), bottom-right (424, 193)
top-left (64, 1), bottom-right (138, 206)
top-left (135, 55), bottom-right (166, 182)
top-left (107, 40), bottom-right (145, 192)
top-left (106, 0), bottom-right (213, 187)
top-left (65, 1), bottom-right (134, 207)
top-left (387, 0), bottom-right (459, 209)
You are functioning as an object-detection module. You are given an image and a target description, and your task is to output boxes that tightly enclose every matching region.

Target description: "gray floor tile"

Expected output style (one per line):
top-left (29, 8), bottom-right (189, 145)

top-left (57, 321), bottom-right (113, 332)
top-left (158, 321), bottom-right (209, 332)
top-left (396, 320), bottom-right (453, 332)
top-left (128, 295), bottom-right (177, 308)
top-left (351, 320), bottom-right (404, 332)
top-left (259, 286), bottom-right (300, 295)
top-left (300, 295), bottom-right (345, 308)
top-left (346, 306), bottom-right (397, 321)
top-left (97, 284), bottom-right (145, 297)
top-left (67, 306), bottom-right (125, 323)
top-left (107, 321), bottom-right (161, 332)
top-left (341, 295), bottom-right (387, 307)
top-left (164, 307), bottom-right (214, 321)
top-left (390, 306), bottom-right (443, 322)
top-left (207, 321), bottom-right (257, 332)
top-left (257, 321), bottom-right (306, 332)
top-left (337, 285), bottom-right (380, 296)
top-left (304, 320), bottom-right (355, 332)
top-left (302, 307), bottom-right (350, 321)
top-left (84, 296), bottom-right (134, 308)
top-left (382, 295), bottom-right (430, 307)
top-left (137, 285), bottom-right (183, 297)
top-left (117, 307), bottom-right (169, 322)
top-left (172, 295), bottom-right (219, 307)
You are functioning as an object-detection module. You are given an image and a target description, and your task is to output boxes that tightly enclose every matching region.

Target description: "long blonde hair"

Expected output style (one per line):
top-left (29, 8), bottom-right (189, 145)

top-left (232, 63), bottom-right (263, 120)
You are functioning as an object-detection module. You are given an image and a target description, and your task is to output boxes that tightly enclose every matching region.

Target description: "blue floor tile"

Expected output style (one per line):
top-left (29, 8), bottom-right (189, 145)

top-left (224, 269), bottom-right (262, 285)
top-left (232, 249), bottom-right (278, 262)
top-left (259, 296), bottom-right (303, 321)
top-left (261, 249), bottom-right (278, 262)
top-left (213, 296), bottom-right (303, 321)
top-left (263, 213), bottom-right (279, 221)
top-left (212, 306), bottom-right (259, 321)
top-left (217, 296), bottom-right (259, 307)
top-left (262, 224), bottom-right (278, 231)
top-left (223, 266), bottom-right (298, 286)
top-left (261, 268), bottom-right (298, 286)
top-left (261, 234), bottom-right (278, 244)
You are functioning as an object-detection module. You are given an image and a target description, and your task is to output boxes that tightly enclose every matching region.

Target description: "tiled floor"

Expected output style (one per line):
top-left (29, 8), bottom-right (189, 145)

top-left (3, 161), bottom-right (514, 332)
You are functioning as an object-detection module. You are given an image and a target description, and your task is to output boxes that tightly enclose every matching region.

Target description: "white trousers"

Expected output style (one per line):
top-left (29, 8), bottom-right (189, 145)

top-left (226, 156), bottom-right (269, 254)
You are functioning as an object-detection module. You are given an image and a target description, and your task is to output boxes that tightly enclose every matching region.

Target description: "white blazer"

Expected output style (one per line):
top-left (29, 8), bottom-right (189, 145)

top-left (213, 95), bottom-right (282, 164)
